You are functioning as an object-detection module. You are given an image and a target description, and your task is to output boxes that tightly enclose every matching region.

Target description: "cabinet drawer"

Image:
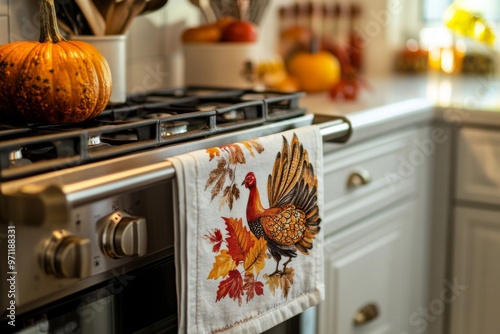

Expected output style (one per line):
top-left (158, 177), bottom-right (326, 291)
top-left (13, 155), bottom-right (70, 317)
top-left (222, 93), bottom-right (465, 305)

top-left (323, 129), bottom-right (418, 235)
top-left (456, 127), bottom-right (500, 205)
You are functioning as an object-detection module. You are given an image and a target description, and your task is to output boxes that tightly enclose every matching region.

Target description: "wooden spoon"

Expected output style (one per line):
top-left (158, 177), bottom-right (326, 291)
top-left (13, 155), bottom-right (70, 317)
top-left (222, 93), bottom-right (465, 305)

top-left (92, 0), bottom-right (115, 20)
top-left (119, 0), bottom-right (148, 34)
top-left (75, 0), bottom-right (106, 36)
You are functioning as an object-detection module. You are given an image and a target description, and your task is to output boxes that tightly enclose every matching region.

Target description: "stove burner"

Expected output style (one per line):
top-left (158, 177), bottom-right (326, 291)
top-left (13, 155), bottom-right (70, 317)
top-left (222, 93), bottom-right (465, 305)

top-left (218, 110), bottom-right (245, 121)
top-left (161, 121), bottom-right (189, 138)
top-left (9, 148), bottom-right (32, 167)
top-left (87, 135), bottom-right (112, 152)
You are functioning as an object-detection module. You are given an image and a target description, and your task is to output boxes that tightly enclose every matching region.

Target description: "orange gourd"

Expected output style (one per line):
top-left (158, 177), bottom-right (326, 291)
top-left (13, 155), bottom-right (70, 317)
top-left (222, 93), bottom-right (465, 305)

top-left (0, 0), bottom-right (112, 124)
top-left (287, 51), bottom-right (340, 93)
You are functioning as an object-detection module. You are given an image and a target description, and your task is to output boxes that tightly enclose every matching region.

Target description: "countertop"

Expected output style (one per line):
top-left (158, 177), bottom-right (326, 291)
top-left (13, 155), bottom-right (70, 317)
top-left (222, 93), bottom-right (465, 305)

top-left (301, 73), bottom-right (500, 144)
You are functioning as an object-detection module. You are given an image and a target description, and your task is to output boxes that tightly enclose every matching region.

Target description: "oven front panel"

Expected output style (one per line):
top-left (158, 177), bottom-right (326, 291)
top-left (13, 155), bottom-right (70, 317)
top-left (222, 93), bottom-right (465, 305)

top-left (0, 256), bottom-right (177, 334)
top-left (0, 180), bottom-right (175, 319)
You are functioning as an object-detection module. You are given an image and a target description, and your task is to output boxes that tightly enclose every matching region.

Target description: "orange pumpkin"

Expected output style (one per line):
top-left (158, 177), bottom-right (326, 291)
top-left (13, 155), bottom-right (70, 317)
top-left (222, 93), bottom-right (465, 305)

top-left (287, 51), bottom-right (341, 93)
top-left (0, 0), bottom-right (112, 124)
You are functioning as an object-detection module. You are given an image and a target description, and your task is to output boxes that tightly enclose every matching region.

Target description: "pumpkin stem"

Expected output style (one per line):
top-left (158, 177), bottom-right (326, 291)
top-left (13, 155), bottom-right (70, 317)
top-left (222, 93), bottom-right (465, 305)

top-left (39, 0), bottom-right (66, 43)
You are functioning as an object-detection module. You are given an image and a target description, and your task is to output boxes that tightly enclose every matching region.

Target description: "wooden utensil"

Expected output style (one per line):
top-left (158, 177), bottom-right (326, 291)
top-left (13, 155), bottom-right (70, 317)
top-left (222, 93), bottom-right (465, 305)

top-left (75, 0), bottom-right (106, 36)
top-left (105, 0), bottom-right (149, 35)
top-left (119, 0), bottom-right (148, 34)
top-left (93, 0), bottom-right (115, 20)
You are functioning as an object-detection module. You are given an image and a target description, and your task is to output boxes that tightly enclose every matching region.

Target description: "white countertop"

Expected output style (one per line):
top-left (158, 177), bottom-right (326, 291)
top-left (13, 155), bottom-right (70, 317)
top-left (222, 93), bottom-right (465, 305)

top-left (301, 73), bottom-right (500, 143)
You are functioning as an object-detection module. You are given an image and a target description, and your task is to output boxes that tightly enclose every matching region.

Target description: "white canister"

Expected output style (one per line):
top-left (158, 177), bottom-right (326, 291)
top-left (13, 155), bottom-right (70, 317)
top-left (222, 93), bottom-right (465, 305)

top-left (183, 42), bottom-right (261, 89)
top-left (72, 35), bottom-right (127, 104)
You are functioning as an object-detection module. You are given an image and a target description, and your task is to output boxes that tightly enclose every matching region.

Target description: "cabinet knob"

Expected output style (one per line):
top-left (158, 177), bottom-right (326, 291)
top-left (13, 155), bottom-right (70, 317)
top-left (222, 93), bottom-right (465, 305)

top-left (353, 303), bottom-right (379, 326)
top-left (347, 169), bottom-right (372, 188)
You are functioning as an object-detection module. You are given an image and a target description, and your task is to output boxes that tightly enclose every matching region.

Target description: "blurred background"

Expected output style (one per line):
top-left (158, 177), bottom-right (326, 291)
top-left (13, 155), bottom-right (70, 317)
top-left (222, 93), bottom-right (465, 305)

top-left (1, 0), bottom-right (498, 94)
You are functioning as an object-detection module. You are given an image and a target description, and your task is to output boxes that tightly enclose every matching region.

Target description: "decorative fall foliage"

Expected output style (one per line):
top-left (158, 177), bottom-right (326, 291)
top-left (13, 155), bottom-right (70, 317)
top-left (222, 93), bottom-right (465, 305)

top-left (205, 140), bottom-right (264, 210)
top-left (206, 217), bottom-right (295, 303)
top-left (264, 268), bottom-right (295, 299)
top-left (207, 217), bottom-right (267, 305)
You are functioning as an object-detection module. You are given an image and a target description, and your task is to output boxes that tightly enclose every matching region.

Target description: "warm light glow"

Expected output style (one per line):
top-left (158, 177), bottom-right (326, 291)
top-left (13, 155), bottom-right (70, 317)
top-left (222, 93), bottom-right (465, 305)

top-left (438, 80), bottom-right (452, 105)
top-left (441, 48), bottom-right (455, 73)
top-left (455, 39), bottom-right (467, 53)
top-left (406, 39), bottom-right (419, 52)
top-left (429, 47), bottom-right (442, 70)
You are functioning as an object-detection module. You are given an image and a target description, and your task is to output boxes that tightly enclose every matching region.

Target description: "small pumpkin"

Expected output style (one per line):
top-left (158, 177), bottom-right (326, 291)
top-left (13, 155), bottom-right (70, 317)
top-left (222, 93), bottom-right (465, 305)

top-left (0, 0), bottom-right (112, 124)
top-left (287, 51), bottom-right (340, 93)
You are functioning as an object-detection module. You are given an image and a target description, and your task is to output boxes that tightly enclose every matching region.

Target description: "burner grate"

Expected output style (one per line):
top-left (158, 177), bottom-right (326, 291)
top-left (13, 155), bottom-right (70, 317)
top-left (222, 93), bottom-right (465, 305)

top-left (0, 88), bottom-right (306, 180)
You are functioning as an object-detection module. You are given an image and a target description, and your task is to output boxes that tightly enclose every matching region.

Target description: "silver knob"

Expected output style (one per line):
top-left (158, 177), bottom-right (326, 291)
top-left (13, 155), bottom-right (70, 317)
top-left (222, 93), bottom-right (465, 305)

top-left (41, 230), bottom-right (91, 279)
top-left (101, 211), bottom-right (147, 259)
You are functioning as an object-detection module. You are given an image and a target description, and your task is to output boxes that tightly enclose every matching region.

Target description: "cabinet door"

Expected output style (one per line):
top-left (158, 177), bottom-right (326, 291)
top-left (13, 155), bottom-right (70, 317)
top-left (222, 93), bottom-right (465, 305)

top-left (456, 127), bottom-right (500, 205)
top-left (450, 207), bottom-right (500, 334)
top-left (318, 201), bottom-right (413, 334)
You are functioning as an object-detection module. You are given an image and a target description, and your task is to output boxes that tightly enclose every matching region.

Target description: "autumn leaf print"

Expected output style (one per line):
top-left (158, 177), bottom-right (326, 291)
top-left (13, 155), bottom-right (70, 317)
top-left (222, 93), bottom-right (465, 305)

top-left (224, 217), bottom-right (254, 263)
top-left (243, 237), bottom-right (267, 276)
top-left (209, 217), bottom-right (268, 305)
top-left (206, 147), bottom-right (221, 161)
top-left (222, 144), bottom-right (246, 165)
top-left (216, 270), bottom-right (244, 306)
top-left (264, 267), bottom-right (295, 299)
top-left (204, 139), bottom-right (264, 211)
top-left (219, 184), bottom-right (240, 211)
top-left (204, 228), bottom-right (223, 253)
top-left (242, 139), bottom-right (265, 157)
top-left (205, 158), bottom-right (232, 201)
top-left (243, 273), bottom-right (264, 303)
top-left (208, 250), bottom-right (237, 280)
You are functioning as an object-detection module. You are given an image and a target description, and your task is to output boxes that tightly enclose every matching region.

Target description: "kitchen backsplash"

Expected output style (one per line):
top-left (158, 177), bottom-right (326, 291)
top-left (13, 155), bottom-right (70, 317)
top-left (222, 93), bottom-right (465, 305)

top-left (1, 0), bottom-right (416, 94)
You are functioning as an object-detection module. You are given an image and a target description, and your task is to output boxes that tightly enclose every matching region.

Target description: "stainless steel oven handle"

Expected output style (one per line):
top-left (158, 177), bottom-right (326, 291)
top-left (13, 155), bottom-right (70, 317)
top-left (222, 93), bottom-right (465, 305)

top-left (319, 117), bottom-right (352, 143)
top-left (0, 161), bottom-right (176, 226)
top-left (64, 161), bottom-right (176, 206)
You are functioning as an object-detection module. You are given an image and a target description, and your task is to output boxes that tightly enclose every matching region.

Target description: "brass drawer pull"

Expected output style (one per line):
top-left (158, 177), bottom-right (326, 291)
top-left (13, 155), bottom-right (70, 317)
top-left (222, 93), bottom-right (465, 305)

top-left (353, 303), bottom-right (379, 326)
top-left (347, 169), bottom-right (372, 188)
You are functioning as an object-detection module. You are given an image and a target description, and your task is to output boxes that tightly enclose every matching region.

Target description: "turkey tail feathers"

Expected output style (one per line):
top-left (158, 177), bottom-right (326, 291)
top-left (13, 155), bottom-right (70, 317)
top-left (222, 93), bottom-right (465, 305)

top-left (267, 133), bottom-right (321, 253)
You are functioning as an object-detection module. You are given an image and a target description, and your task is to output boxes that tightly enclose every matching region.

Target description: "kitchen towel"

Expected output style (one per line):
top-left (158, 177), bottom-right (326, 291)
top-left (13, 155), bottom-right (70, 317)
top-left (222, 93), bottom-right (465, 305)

top-left (169, 125), bottom-right (324, 334)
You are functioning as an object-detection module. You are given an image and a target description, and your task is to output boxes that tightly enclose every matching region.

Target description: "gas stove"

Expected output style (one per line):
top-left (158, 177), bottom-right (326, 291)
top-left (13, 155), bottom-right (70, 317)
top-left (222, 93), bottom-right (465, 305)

top-left (0, 87), bottom-right (308, 181)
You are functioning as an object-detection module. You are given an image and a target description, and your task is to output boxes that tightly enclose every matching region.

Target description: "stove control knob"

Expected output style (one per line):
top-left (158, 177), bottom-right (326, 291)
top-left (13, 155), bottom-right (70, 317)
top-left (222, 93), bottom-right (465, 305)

top-left (101, 211), bottom-right (147, 259)
top-left (41, 230), bottom-right (91, 279)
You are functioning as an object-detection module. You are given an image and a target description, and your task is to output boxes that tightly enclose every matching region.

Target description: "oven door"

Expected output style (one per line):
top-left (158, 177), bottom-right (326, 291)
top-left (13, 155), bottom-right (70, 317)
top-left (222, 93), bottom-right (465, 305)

top-left (0, 256), bottom-right (177, 334)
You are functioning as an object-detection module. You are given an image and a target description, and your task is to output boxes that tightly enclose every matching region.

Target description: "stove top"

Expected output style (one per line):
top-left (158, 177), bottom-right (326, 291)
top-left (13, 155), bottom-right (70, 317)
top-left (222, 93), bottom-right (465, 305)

top-left (0, 87), bottom-right (307, 181)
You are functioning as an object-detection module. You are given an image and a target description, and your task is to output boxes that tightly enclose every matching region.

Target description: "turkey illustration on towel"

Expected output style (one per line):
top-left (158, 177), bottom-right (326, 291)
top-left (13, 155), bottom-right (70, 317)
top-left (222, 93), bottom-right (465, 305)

top-left (204, 133), bottom-right (321, 304)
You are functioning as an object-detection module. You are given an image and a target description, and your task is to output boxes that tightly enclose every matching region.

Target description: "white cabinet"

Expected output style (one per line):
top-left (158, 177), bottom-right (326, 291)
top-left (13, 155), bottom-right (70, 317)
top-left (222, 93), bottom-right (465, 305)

top-left (450, 207), bottom-right (500, 334)
top-left (450, 126), bottom-right (500, 334)
top-left (318, 125), bottom-right (432, 334)
top-left (319, 201), bottom-right (413, 334)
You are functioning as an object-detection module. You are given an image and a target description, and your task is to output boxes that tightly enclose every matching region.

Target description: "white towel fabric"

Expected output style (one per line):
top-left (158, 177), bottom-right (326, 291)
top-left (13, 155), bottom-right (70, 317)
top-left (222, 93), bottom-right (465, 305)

top-left (169, 125), bottom-right (324, 334)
